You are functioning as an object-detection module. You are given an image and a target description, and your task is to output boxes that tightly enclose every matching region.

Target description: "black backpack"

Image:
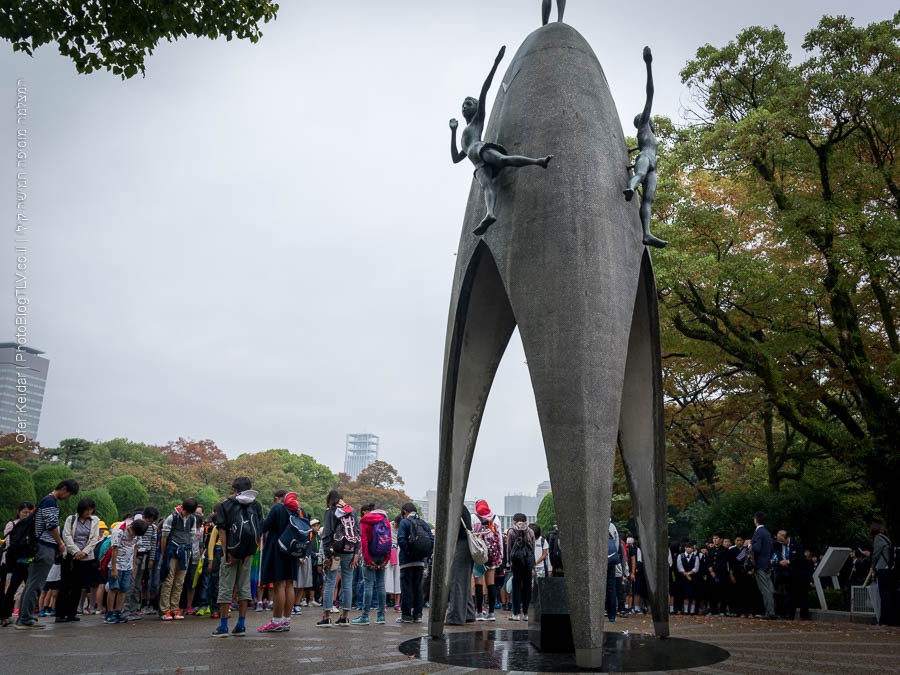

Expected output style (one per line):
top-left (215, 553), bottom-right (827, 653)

top-left (220, 499), bottom-right (262, 559)
top-left (4, 513), bottom-right (38, 561)
top-left (548, 529), bottom-right (563, 571)
top-left (407, 517), bottom-right (434, 559)
top-left (510, 529), bottom-right (535, 569)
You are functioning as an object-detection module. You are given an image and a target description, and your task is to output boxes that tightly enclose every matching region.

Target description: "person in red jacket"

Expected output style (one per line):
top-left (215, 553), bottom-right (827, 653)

top-left (352, 504), bottom-right (391, 626)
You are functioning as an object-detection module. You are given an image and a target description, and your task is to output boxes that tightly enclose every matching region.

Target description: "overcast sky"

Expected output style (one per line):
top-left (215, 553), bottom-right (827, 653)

top-left (2, 0), bottom-right (891, 512)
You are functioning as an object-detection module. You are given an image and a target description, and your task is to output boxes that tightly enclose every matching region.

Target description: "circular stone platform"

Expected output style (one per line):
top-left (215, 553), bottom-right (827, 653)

top-left (399, 629), bottom-right (730, 672)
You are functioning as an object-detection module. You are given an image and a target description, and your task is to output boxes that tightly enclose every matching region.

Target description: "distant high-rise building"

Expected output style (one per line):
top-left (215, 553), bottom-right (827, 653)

top-left (536, 480), bottom-right (552, 501)
top-left (0, 343), bottom-right (49, 440)
top-left (343, 433), bottom-right (379, 479)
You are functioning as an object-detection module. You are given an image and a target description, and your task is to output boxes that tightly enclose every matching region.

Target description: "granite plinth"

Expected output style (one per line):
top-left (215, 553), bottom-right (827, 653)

top-left (529, 576), bottom-right (574, 652)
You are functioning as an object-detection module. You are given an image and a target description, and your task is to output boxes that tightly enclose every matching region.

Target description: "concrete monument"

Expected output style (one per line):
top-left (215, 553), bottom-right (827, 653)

top-left (430, 22), bottom-right (670, 669)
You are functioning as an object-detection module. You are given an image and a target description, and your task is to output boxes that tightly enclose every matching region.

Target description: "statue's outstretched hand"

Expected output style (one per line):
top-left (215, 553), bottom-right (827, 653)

top-left (450, 119), bottom-right (459, 130)
top-left (495, 45), bottom-right (506, 63)
top-left (643, 46), bottom-right (652, 63)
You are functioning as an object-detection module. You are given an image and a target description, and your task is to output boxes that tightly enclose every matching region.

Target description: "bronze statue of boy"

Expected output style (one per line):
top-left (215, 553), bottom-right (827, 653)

top-left (450, 46), bottom-right (553, 235)
top-left (624, 46), bottom-right (667, 248)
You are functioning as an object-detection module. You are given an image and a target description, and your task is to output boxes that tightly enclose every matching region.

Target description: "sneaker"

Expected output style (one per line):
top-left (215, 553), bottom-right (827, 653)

top-left (231, 623), bottom-right (247, 636)
top-left (54, 617), bottom-right (68, 623)
top-left (396, 617), bottom-right (413, 623)
top-left (274, 621), bottom-right (290, 632)
top-left (413, 617), bottom-right (422, 623)
top-left (14, 620), bottom-right (44, 630)
top-left (104, 614), bottom-right (119, 624)
top-left (185, 607), bottom-right (197, 616)
top-left (310, 600), bottom-right (322, 607)
top-left (48, 610), bottom-right (56, 617)
top-left (486, 613), bottom-right (496, 621)
top-left (161, 611), bottom-right (174, 621)
top-left (257, 620), bottom-right (279, 633)
top-left (316, 617), bottom-right (332, 627)
top-left (330, 606), bottom-right (341, 614)
top-left (351, 615), bottom-right (369, 625)
top-left (375, 613), bottom-right (385, 624)
top-left (393, 604), bottom-right (401, 612)
top-left (291, 605), bottom-right (303, 616)
top-left (334, 616), bottom-right (350, 626)
top-left (509, 614), bottom-right (520, 621)
top-left (211, 611), bottom-right (220, 619)
top-left (523, 614), bottom-right (528, 621)
top-left (211, 625), bottom-right (230, 638)
top-left (38, 610), bottom-right (46, 618)
top-left (475, 613), bottom-right (486, 622)
top-left (124, 612), bottom-right (142, 621)
top-left (265, 600), bottom-right (274, 610)
top-left (255, 601), bottom-right (264, 612)
top-left (173, 610), bottom-right (185, 620)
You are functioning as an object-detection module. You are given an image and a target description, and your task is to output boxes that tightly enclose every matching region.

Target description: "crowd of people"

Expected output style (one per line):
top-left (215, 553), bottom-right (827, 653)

top-left (1, 481), bottom-right (895, 634)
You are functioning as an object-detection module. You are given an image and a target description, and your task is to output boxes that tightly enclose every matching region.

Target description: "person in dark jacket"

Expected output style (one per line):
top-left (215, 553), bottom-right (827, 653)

top-left (775, 529), bottom-right (812, 620)
top-left (445, 505), bottom-right (476, 625)
top-left (397, 502), bottom-right (433, 623)
top-left (751, 511), bottom-right (776, 619)
top-left (258, 491), bottom-right (300, 632)
top-left (317, 490), bottom-right (359, 627)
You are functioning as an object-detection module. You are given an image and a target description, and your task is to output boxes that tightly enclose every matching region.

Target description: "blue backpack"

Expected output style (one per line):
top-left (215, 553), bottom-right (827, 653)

top-left (278, 507), bottom-right (312, 559)
top-left (607, 533), bottom-right (620, 565)
top-left (368, 516), bottom-right (392, 563)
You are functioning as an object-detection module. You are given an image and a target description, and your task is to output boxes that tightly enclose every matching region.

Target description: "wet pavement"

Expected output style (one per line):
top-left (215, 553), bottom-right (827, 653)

top-left (0, 607), bottom-right (896, 674)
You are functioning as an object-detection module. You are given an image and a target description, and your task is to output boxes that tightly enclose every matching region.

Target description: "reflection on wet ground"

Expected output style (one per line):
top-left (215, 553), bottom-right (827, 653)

top-left (399, 628), bottom-right (730, 672)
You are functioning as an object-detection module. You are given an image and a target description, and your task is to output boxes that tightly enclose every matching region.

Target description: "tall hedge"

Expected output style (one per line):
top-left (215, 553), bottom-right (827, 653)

top-left (0, 460), bottom-right (36, 525)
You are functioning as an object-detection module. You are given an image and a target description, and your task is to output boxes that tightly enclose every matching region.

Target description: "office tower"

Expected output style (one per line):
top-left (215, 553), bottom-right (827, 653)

top-left (0, 343), bottom-right (49, 439)
top-left (343, 432), bottom-right (379, 479)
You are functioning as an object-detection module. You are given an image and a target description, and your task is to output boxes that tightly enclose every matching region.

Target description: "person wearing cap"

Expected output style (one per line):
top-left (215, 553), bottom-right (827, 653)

top-left (474, 500), bottom-right (503, 621)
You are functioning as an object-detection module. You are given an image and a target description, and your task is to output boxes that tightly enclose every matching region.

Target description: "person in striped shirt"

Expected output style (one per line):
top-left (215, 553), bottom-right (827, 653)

top-left (15, 479), bottom-right (79, 630)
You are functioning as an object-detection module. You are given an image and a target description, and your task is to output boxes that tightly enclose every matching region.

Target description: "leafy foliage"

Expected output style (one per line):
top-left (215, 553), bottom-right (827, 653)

top-left (105, 475), bottom-right (149, 519)
top-left (2, 1), bottom-right (280, 78)
top-left (0, 460), bottom-right (35, 525)
top-left (82, 487), bottom-right (117, 525)
top-left (655, 11), bottom-right (900, 532)
top-left (336, 465), bottom-right (413, 520)
top-left (536, 492), bottom-right (555, 535)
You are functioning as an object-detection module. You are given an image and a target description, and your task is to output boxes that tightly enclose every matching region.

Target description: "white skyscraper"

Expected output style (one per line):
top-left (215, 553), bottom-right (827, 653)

top-left (343, 433), bottom-right (379, 479)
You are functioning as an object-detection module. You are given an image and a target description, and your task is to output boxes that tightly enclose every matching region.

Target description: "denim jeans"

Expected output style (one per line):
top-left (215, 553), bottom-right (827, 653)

top-left (361, 565), bottom-right (386, 617)
top-left (322, 552), bottom-right (355, 610)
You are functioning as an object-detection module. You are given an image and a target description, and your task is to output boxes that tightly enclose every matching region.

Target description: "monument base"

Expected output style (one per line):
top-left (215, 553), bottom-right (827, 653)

top-left (400, 630), bottom-right (730, 672)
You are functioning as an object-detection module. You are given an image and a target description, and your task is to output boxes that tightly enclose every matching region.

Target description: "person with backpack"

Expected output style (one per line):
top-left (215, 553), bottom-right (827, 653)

top-left (397, 502), bottom-right (433, 624)
top-left (124, 506), bottom-right (159, 617)
top-left (547, 524), bottom-right (563, 577)
top-left (106, 518), bottom-right (149, 624)
top-left (257, 490), bottom-right (301, 633)
top-left (871, 521), bottom-right (896, 626)
top-left (606, 519), bottom-right (622, 622)
top-left (158, 498), bottom-right (199, 621)
top-left (16, 479), bottom-right (79, 630)
top-left (445, 504), bottom-right (477, 625)
top-left (0, 502), bottom-right (34, 627)
top-left (474, 500), bottom-right (503, 620)
top-left (211, 477), bottom-right (263, 637)
top-left (317, 490), bottom-right (360, 627)
top-left (352, 503), bottom-right (392, 625)
top-left (57, 497), bottom-right (100, 623)
top-left (505, 513), bottom-right (536, 621)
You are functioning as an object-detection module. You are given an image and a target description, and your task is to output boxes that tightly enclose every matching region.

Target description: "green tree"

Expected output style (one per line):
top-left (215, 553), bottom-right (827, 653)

top-left (105, 475), bottom-right (149, 519)
top-left (536, 492), bottom-right (556, 535)
top-left (82, 488), bottom-right (118, 525)
top-left (2, 1), bottom-right (280, 78)
top-left (196, 486), bottom-right (221, 513)
top-left (0, 460), bottom-right (36, 524)
top-left (656, 12), bottom-right (900, 530)
top-left (57, 438), bottom-right (92, 469)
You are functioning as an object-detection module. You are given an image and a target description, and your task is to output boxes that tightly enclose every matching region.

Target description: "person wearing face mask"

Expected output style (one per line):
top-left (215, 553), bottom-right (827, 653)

top-left (505, 514), bottom-right (536, 621)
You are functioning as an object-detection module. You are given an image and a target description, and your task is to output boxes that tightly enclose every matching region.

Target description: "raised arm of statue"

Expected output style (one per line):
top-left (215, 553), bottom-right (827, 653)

top-left (476, 46), bottom-right (506, 125)
top-left (641, 46), bottom-right (654, 126)
top-left (449, 119), bottom-right (466, 164)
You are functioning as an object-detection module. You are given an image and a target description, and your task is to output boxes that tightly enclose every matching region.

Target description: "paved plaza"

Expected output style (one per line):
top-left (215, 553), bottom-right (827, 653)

top-left (0, 609), bottom-right (897, 674)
